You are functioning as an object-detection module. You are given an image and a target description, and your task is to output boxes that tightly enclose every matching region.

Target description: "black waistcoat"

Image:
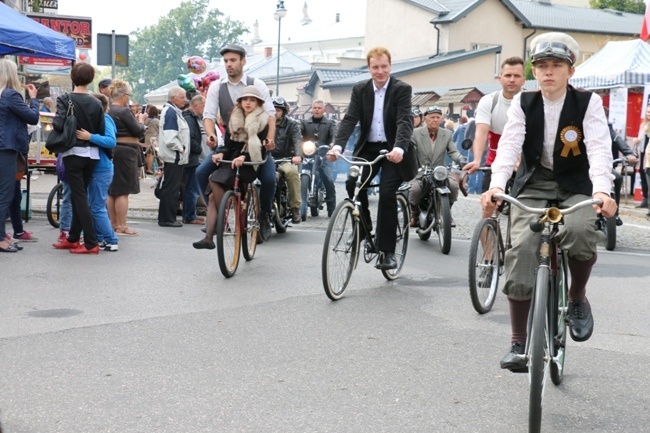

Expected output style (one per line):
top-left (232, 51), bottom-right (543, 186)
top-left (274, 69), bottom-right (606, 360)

top-left (218, 76), bottom-right (255, 133)
top-left (511, 87), bottom-right (593, 197)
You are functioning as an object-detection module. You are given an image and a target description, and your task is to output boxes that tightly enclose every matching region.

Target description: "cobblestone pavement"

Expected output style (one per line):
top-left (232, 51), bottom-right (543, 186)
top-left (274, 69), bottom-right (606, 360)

top-left (24, 171), bottom-right (650, 252)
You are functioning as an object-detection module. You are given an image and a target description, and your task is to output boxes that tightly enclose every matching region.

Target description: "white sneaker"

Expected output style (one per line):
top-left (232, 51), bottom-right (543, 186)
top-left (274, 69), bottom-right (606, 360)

top-left (99, 241), bottom-right (118, 252)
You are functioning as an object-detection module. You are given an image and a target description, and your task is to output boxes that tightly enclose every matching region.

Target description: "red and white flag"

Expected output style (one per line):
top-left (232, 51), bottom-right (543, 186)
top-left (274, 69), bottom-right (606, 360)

top-left (641, 0), bottom-right (650, 41)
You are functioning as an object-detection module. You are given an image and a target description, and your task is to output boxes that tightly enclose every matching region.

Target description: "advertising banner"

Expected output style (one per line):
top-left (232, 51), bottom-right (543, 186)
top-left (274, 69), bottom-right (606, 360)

top-left (27, 13), bottom-right (92, 49)
top-left (609, 87), bottom-right (628, 138)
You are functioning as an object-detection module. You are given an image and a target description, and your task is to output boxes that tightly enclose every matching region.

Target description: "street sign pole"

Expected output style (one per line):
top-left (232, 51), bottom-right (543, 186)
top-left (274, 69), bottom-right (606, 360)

top-left (111, 30), bottom-right (116, 79)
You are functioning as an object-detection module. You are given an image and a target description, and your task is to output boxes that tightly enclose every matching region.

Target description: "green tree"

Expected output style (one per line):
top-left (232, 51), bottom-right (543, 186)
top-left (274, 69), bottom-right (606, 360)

top-left (589, 0), bottom-right (645, 13)
top-left (121, 0), bottom-right (247, 102)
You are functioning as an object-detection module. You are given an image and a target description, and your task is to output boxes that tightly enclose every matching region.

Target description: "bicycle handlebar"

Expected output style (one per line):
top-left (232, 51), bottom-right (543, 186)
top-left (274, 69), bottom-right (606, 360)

top-left (216, 156), bottom-right (269, 166)
top-left (493, 192), bottom-right (602, 221)
top-left (330, 150), bottom-right (388, 166)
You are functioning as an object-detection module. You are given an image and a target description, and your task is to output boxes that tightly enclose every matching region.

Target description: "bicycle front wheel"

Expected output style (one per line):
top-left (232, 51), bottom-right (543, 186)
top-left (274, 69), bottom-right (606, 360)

top-left (436, 194), bottom-right (452, 254)
top-left (217, 191), bottom-right (241, 278)
top-left (604, 216), bottom-right (617, 251)
top-left (322, 200), bottom-right (359, 300)
top-left (382, 193), bottom-right (410, 281)
top-left (529, 266), bottom-right (551, 433)
top-left (551, 252), bottom-right (569, 385)
top-left (468, 218), bottom-right (500, 314)
top-left (46, 182), bottom-right (63, 228)
top-left (242, 184), bottom-right (259, 261)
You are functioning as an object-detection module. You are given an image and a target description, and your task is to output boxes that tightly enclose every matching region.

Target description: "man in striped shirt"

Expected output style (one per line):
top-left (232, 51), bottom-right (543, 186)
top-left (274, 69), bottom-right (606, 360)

top-left (481, 32), bottom-right (617, 371)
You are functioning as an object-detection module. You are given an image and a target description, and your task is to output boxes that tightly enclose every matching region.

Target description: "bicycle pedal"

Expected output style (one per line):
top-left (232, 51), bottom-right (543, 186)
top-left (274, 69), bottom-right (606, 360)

top-left (509, 367), bottom-right (529, 374)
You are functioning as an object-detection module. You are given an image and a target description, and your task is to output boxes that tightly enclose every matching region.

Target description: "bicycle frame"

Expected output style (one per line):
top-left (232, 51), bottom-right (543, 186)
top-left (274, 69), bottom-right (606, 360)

top-left (494, 193), bottom-right (601, 433)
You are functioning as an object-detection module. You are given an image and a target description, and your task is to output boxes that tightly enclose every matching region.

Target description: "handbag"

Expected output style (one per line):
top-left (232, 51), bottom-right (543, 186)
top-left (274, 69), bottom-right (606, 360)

top-left (16, 153), bottom-right (27, 180)
top-left (45, 94), bottom-right (77, 154)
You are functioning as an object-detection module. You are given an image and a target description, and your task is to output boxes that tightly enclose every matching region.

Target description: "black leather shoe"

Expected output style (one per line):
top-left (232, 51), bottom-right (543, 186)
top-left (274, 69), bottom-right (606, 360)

top-left (260, 213), bottom-right (272, 241)
top-left (500, 341), bottom-right (527, 372)
top-left (568, 299), bottom-right (594, 342)
top-left (615, 216), bottom-right (623, 226)
top-left (375, 252), bottom-right (397, 270)
top-left (363, 235), bottom-right (376, 254)
top-left (159, 221), bottom-right (182, 227)
top-left (193, 239), bottom-right (215, 250)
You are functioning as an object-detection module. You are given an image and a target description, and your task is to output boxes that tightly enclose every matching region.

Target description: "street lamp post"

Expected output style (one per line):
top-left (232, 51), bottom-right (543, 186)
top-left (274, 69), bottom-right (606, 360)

top-left (274, 0), bottom-right (287, 97)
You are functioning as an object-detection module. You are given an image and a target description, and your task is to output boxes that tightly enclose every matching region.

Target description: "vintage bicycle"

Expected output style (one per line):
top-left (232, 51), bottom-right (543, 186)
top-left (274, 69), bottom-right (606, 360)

top-left (321, 150), bottom-right (410, 300)
top-left (215, 158), bottom-right (266, 278)
top-left (493, 192), bottom-right (602, 433)
top-left (467, 168), bottom-right (513, 314)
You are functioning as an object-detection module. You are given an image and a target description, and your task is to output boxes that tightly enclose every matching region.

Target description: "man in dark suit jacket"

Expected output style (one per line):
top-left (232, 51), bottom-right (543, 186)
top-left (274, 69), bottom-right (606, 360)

top-left (329, 47), bottom-right (415, 270)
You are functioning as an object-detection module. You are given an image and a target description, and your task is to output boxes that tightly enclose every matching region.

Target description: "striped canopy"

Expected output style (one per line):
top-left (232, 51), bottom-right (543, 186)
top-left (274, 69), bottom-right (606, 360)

top-left (570, 39), bottom-right (650, 89)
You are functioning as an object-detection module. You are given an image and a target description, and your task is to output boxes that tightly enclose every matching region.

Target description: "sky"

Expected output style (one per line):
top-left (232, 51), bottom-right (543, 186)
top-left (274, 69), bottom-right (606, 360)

top-left (56, 0), bottom-right (365, 63)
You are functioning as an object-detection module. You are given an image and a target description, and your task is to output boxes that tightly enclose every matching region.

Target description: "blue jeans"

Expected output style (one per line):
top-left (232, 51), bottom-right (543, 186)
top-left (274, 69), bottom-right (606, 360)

top-left (0, 149), bottom-right (17, 240)
top-left (88, 169), bottom-right (118, 244)
top-left (182, 165), bottom-right (200, 222)
top-left (196, 155), bottom-right (214, 204)
top-left (196, 153), bottom-right (276, 214)
top-left (257, 155), bottom-right (276, 214)
top-left (60, 181), bottom-right (72, 231)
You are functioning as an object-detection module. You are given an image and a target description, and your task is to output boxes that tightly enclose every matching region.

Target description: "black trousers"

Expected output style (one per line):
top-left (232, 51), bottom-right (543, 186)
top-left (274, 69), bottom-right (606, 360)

top-left (345, 145), bottom-right (402, 253)
top-left (63, 155), bottom-right (98, 248)
top-left (158, 160), bottom-right (183, 224)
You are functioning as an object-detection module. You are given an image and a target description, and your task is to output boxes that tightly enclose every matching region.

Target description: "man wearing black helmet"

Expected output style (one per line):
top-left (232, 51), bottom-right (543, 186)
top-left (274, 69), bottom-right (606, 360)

top-left (481, 32), bottom-right (616, 371)
top-left (272, 96), bottom-right (303, 223)
top-left (412, 107), bottom-right (423, 128)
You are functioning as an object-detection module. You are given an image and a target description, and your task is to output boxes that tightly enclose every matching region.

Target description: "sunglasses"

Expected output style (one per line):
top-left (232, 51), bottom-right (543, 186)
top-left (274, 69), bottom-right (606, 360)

top-left (531, 42), bottom-right (575, 65)
top-left (425, 106), bottom-right (442, 115)
top-left (273, 96), bottom-right (286, 105)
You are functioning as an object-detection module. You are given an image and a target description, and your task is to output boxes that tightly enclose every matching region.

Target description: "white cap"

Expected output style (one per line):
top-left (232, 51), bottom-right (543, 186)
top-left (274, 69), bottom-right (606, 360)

top-left (530, 32), bottom-right (580, 66)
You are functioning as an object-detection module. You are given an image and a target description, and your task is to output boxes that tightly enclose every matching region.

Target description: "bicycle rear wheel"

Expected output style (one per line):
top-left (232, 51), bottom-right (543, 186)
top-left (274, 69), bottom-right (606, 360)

top-left (322, 200), bottom-right (359, 300)
top-left (46, 181), bottom-right (63, 228)
top-left (529, 266), bottom-right (551, 433)
top-left (217, 191), bottom-right (241, 278)
top-left (242, 184), bottom-right (259, 261)
top-left (551, 252), bottom-right (569, 385)
top-left (468, 218), bottom-right (500, 314)
top-left (382, 194), bottom-right (409, 280)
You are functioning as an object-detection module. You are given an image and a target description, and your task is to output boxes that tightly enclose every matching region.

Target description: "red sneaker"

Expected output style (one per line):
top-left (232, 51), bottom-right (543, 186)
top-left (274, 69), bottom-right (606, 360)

top-left (70, 245), bottom-right (99, 254)
top-left (57, 230), bottom-right (69, 243)
top-left (52, 239), bottom-right (80, 249)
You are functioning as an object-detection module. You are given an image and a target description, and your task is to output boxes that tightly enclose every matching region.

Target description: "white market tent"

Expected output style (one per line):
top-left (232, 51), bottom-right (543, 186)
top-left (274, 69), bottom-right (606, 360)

top-left (570, 39), bottom-right (650, 90)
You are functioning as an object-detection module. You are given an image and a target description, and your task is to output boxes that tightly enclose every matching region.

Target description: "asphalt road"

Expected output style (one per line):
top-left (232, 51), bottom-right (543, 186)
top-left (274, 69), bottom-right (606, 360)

top-left (1, 209), bottom-right (649, 432)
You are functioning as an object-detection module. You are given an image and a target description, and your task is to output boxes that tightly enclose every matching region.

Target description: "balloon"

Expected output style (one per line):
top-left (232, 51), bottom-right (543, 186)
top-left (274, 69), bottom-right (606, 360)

top-left (192, 76), bottom-right (203, 91)
top-left (201, 70), bottom-right (220, 91)
top-left (177, 74), bottom-right (196, 91)
top-left (186, 56), bottom-right (207, 74)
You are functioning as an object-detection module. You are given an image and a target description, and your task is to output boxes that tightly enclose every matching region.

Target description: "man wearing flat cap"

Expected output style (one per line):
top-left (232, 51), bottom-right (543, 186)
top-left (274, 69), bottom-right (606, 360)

top-left (200, 43), bottom-right (277, 240)
top-left (481, 32), bottom-right (616, 371)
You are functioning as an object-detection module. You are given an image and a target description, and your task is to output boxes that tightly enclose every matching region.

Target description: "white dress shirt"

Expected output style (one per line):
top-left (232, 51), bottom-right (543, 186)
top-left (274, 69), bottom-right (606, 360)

top-left (490, 91), bottom-right (613, 195)
top-left (367, 78), bottom-right (389, 143)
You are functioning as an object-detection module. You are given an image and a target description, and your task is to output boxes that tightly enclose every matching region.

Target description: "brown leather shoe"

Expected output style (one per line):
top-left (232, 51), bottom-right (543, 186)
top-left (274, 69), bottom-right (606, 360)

top-left (291, 208), bottom-right (301, 224)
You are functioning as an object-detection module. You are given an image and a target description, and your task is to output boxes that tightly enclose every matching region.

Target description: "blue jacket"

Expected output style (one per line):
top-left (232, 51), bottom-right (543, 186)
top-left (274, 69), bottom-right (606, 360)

top-left (0, 88), bottom-right (40, 154)
top-left (89, 114), bottom-right (117, 173)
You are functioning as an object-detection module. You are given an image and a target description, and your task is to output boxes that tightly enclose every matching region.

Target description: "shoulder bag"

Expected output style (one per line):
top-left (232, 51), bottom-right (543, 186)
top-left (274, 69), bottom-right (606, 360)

top-left (45, 94), bottom-right (77, 154)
